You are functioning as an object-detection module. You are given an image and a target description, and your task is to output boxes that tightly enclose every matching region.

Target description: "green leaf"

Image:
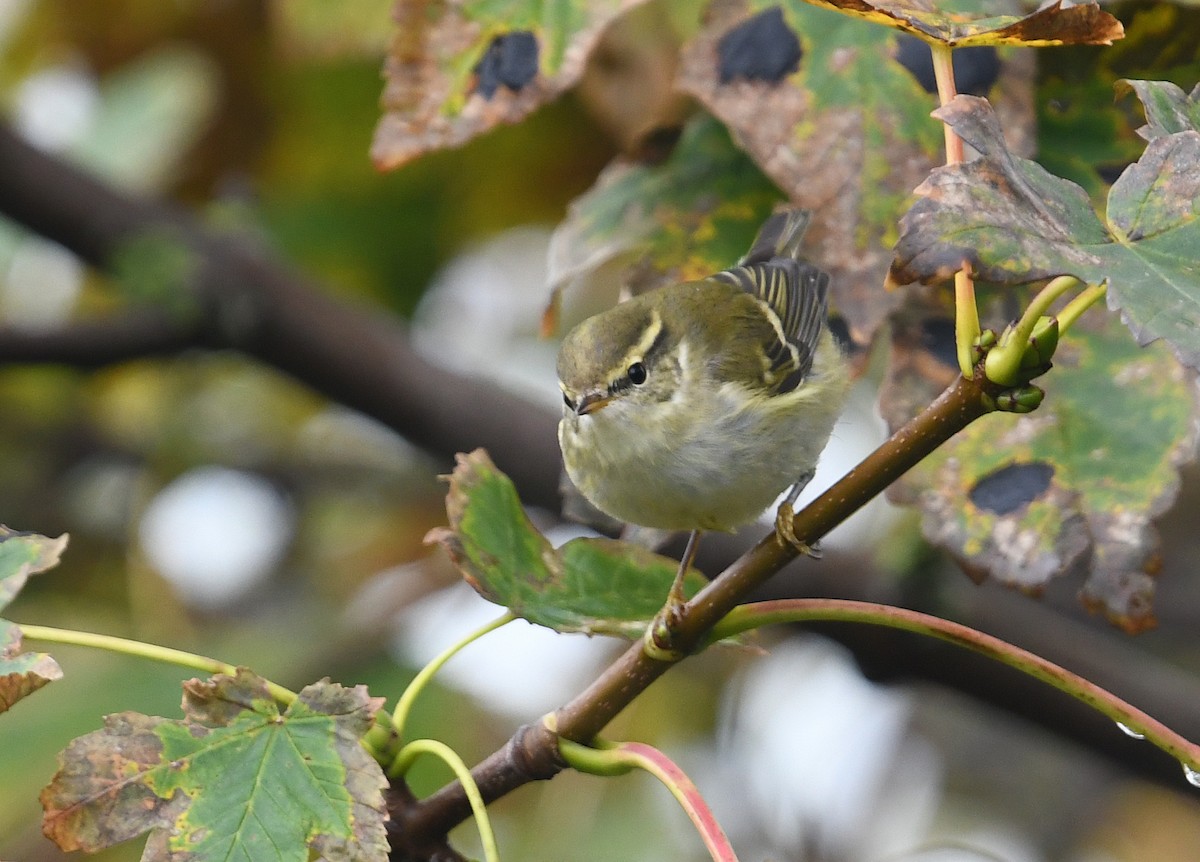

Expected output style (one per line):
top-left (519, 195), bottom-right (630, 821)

top-left (808, 0), bottom-right (1122, 47)
top-left (547, 114), bottom-right (782, 311)
top-left (1117, 79), bottom-right (1200, 139)
top-left (891, 313), bottom-right (1198, 633)
top-left (1038, 7), bottom-right (1200, 201)
top-left (0, 527), bottom-right (68, 612)
top-left (889, 94), bottom-right (1200, 371)
top-left (41, 671), bottom-right (389, 861)
top-left (426, 449), bottom-right (703, 638)
top-left (372, 0), bottom-right (651, 170)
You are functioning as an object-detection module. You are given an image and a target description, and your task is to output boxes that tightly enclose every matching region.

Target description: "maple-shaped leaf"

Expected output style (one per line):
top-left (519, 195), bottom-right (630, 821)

top-left (677, 0), bottom-right (1040, 348)
top-left (0, 527), bottom-right (68, 714)
top-left (890, 92), bottom-right (1200, 371)
top-left (546, 113), bottom-right (784, 329)
top-left (426, 450), bottom-right (704, 638)
top-left (372, 0), bottom-right (649, 170)
top-left (1037, 11), bottom-right (1200, 202)
top-left (41, 671), bottom-right (389, 861)
top-left (888, 311), bottom-right (1199, 633)
top-left (809, 0), bottom-right (1122, 48)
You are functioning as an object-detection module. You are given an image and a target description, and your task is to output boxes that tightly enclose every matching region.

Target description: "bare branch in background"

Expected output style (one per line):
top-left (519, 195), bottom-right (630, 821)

top-left (0, 124), bottom-right (562, 509)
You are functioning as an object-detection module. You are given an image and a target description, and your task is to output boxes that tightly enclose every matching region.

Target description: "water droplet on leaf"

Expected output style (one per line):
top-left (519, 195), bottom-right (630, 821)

top-left (1183, 763), bottom-right (1200, 788)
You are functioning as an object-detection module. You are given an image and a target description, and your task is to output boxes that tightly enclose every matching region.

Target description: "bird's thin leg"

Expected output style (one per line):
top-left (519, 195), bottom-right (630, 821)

top-left (666, 529), bottom-right (703, 613)
top-left (775, 469), bottom-right (820, 558)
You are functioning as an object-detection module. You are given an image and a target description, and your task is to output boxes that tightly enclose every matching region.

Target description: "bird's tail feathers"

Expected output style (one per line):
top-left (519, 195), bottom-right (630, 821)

top-left (741, 209), bottom-right (812, 265)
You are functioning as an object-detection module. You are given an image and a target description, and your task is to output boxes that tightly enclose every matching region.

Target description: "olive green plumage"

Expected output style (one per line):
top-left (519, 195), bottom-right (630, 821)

top-left (557, 209), bottom-right (849, 533)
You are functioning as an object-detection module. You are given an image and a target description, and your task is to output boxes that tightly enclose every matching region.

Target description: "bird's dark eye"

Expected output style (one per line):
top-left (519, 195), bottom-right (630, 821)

top-left (627, 362), bottom-right (647, 385)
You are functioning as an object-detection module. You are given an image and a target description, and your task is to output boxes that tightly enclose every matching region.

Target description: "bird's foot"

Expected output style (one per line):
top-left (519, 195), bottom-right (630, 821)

top-left (774, 502), bottom-right (821, 559)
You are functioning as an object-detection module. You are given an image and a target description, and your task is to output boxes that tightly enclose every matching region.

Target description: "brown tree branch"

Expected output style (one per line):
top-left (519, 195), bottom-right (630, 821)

top-left (393, 372), bottom-right (996, 847)
top-left (0, 125), bottom-right (562, 509)
top-left (0, 312), bottom-right (210, 367)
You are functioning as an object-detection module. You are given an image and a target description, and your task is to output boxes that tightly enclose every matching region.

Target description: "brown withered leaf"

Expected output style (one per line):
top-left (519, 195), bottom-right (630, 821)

top-left (0, 620), bottom-right (63, 714)
top-left (372, 0), bottom-right (650, 170)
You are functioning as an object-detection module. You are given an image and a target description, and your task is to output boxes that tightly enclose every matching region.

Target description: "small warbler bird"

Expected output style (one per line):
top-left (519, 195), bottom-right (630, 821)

top-left (557, 209), bottom-right (850, 609)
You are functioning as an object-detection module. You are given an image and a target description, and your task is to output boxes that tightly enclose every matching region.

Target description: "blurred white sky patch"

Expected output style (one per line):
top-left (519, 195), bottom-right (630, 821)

top-left (1, 235), bottom-right (83, 328)
top-left (12, 63), bottom-right (98, 152)
top-left (413, 226), bottom-right (562, 408)
top-left (709, 637), bottom-right (941, 860)
top-left (388, 580), bottom-right (618, 720)
top-left (2, 45), bottom-right (220, 329)
top-left (138, 466), bottom-right (295, 610)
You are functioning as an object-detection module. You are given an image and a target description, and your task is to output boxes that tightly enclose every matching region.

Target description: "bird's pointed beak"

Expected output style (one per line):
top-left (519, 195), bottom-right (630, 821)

top-left (577, 392), bottom-right (612, 416)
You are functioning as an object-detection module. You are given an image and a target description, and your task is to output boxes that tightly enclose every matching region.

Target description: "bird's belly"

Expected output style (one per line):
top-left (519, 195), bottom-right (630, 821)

top-left (561, 392), bottom-right (831, 532)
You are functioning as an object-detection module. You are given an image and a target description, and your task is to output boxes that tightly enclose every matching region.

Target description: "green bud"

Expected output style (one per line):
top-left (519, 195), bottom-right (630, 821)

top-left (1019, 316), bottom-right (1059, 373)
top-left (975, 329), bottom-right (998, 351)
top-left (995, 385), bottom-right (1044, 414)
top-left (972, 328), bottom-right (998, 365)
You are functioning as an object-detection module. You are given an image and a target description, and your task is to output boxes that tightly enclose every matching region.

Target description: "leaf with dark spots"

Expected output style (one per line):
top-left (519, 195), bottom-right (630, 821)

top-left (891, 93), bottom-right (1200, 372)
top-left (717, 6), bottom-right (802, 84)
top-left (679, 0), bottom-right (1037, 350)
top-left (474, 31), bottom-right (540, 98)
top-left (890, 312), bottom-right (1199, 632)
top-left (809, 0), bottom-right (1122, 48)
top-left (41, 672), bottom-right (388, 860)
top-left (427, 450), bottom-right (704, 638)
top-left (969, 462), bottom-right (1055, 515)
top-left (372, 0), bottom-right (650, 170)
top-left (919, 315), bottom-right (960, 370)
top-left (926, 458), bottom-right (1091, 592)
top-left (895, 35), bottom-right (999, 96)
top-left (878, 289), bottom-right (961, 431)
